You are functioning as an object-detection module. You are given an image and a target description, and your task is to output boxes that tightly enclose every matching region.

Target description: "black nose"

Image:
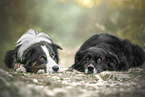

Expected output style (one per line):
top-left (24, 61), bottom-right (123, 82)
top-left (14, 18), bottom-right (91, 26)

top-left (88, 66), bottom-right (94, 71)
top-left (52, 66), bottom-right (59, 72)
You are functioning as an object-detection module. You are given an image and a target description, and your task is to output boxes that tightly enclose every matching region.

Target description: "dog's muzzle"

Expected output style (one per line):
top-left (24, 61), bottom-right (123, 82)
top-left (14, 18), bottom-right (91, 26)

top-left (46, 55), bottom-right (60, 73)
top-left (85, 64), bottom-right (96, 74)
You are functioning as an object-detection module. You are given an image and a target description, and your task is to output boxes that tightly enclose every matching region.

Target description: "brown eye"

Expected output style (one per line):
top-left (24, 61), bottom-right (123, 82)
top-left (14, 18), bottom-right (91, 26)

top-left (50, 53), bottom-right (55, 58)
top-left (97, 58), bottom-right (102, 62)
top-left (40, 55), bottom-right (47, 60)
top-left (86, 57), bottom-right (89, 60)
top-left (98, 58), bottom-right (101, 61)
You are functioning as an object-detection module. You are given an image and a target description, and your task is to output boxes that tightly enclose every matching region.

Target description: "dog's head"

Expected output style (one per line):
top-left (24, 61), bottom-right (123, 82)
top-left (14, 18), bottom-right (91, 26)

top-left (72, 47), bottom-right (119, 74)
top-left (16, 29), bottom-right (62, 73)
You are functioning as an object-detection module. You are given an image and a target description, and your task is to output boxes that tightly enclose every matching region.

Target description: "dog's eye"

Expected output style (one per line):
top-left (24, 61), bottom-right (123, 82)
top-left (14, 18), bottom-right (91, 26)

top-left (50, 53), bottom-right (55, 58)
top-left (40, 55), bottom-right (47, 60)
top-left (98, 58), bottom-right (101, 61)
top-left (85, 57), bottom-right (89, 60)
top-left (97, 58), bottom-right (102, 62)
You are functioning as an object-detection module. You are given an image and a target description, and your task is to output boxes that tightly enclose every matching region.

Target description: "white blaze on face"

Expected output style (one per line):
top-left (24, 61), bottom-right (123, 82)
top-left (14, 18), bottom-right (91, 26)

top-left (41, 45), bottom-right (59, 73)
top-left (16, 29), bottom-right (52, 60)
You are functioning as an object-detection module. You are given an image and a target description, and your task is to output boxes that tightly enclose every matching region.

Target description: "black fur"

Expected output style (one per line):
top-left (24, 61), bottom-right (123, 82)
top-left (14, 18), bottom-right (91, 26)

top-left (4, 49), bottom-right (16, 68)
top-left (71, 34), bottom-right (145, 74)
top-left (4, 42), bottom-right (62, 73)
top-left (4, 29), bottom-right (62, 73)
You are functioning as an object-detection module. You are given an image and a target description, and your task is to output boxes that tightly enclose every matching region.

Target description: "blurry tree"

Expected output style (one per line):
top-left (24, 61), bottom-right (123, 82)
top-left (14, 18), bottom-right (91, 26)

top-left (73, 0), bottom-right (145, 47)
top-left (0, 0), bottom-right (145, 68)
top-left (105, 0), bottom-right (145, 46)
top-left (0, 0), bottom-right (84, 68)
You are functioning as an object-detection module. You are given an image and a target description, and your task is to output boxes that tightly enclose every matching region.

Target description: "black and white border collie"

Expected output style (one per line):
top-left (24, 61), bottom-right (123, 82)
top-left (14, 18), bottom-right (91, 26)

top-left (71, 33), bottom-right (145, 74)
top-left (4, 29), bottom-right (62, 73)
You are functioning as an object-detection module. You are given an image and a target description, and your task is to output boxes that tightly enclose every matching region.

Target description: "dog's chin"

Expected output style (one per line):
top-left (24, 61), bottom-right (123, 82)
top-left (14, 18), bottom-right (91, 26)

top-left (37, 69), bottom-right (45, 74)
top-left (84, 68), bottom-right (97, 74)
top-left (46, 70), bottom-right (59, 74)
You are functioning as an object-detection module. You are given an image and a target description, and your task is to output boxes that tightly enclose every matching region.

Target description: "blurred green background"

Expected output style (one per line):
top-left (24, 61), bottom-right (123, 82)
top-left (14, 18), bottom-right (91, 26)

top-left (0, 0), bottom-right (145, 69)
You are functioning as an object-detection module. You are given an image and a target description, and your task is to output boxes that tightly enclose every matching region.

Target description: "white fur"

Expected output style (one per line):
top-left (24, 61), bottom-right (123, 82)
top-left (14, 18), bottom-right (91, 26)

top-left (85, 64), bottom-right (97, 74)
top-left (16, 29), bottom-right (52, 59)
top-left (41, 45), bottom-right (59, 73)
top-left (85, 68), bottom-right (97, 74)
top-left (16, 65), bottom-right (26, 72)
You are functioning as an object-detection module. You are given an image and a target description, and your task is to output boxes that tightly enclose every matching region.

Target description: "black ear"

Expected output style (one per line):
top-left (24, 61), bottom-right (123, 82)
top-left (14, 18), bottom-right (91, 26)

top-left (75, 51), bottom-right (83, 63)
top-left (52, 44), bottom-right (63, 50)
top-left (21, 48), bottom-right (35, 64)
top-left (4, 50), bottom-right (16, 68)
top-left (71, 51), bottom-right (82, 69)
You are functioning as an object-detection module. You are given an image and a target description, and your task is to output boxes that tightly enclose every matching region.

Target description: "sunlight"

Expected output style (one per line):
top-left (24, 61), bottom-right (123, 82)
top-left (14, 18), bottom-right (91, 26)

top-left (74, 0), bottom-right (102, 8)
top-left (95, 0), bottom-right (102, 6)
top-left (81, 0), bottom-right (94, 8)
top-left (75, 0), bottom-right (94, 8)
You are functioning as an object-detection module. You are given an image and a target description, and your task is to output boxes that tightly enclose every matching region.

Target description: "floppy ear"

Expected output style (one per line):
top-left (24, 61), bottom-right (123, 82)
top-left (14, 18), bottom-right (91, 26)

top-left (75, 51), bottom-right (84, 64)
top-left (71, 51), bottom-right (82, 69)
top-left (4, 50), bottom-right (16, 68)
top-left (52, 44), bottom-right (62, 50)
top-left (71, 51), bottom-right (85, 72)
top-left (21, 48), bottom-right (37, 72)
top-left (21, 48), bottom-right (34, 64)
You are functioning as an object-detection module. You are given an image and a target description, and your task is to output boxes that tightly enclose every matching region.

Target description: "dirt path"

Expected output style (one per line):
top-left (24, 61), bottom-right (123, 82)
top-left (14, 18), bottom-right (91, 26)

top-left (1, 67), bottom-right (145, 97)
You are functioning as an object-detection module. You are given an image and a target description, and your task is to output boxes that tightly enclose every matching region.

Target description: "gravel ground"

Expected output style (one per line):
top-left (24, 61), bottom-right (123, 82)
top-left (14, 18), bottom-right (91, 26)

top-left (1, 48), bottom-right (145, 97)
top-left (0, 65), bottom-right (145, 97)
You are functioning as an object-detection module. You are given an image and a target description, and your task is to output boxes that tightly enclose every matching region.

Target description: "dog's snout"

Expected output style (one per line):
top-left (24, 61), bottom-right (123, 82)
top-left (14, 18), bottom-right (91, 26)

top-left (52, 66), bottom-right (59, 72)
top-left (88, 65), bottom-right (94, 71)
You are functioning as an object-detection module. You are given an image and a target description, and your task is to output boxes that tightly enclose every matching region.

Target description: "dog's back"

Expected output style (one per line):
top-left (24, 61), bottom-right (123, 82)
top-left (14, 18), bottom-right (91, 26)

top-left (78, 33), bottom-right (145, 67)
top-left (79, 34), bottom-right (122, 51)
